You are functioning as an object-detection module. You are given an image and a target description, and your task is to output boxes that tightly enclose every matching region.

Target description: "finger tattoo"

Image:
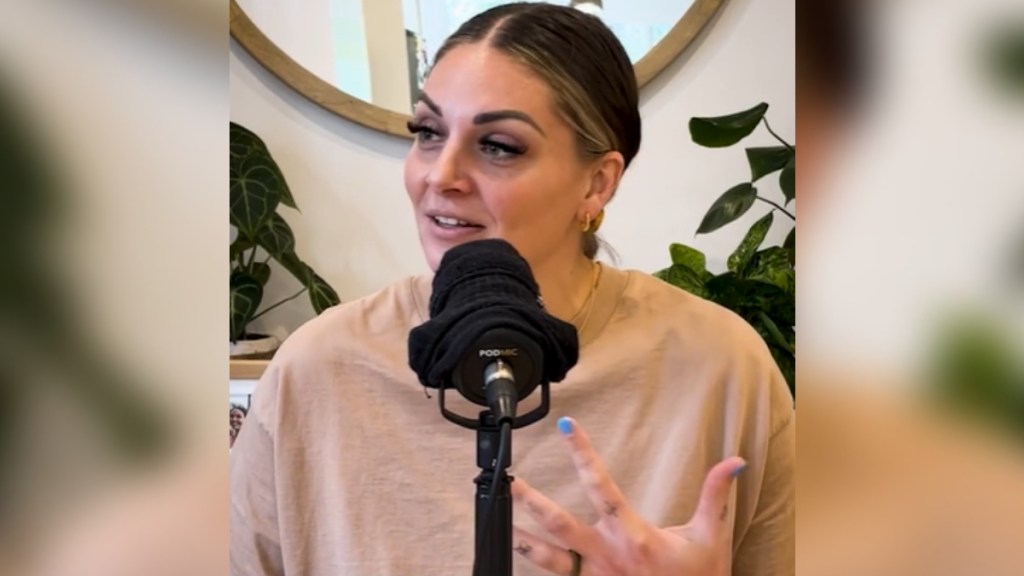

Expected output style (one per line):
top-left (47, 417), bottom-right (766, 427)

top-left (720, 505), bottom-right (728, 521)
top-left (604, 501), bottom-right (619, 517)
top-left (514, 543), bottom-right (533, 557)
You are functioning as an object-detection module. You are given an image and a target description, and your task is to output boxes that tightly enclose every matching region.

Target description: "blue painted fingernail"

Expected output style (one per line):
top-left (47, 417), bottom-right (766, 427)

top-left (731, 463), bottom-right (747, 478)
top-left (557, 417), bottom-right (573, 435)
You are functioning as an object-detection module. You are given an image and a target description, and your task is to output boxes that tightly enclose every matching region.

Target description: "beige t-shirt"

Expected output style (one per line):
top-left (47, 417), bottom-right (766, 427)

top-left (230, 266), bottom-right (795, 576)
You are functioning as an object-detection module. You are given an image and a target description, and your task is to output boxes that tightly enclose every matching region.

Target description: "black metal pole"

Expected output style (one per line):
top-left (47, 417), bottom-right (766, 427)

top-left (473, 412), bottom-right (513, 576)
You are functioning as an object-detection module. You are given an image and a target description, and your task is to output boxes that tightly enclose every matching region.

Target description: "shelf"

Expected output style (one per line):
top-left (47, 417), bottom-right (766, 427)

top-left (230, 359), bottom-right (269, 380)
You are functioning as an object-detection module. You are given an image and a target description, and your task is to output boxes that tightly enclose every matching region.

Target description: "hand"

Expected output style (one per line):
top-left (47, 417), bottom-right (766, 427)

top-left (510, 417), bottom-right (745, 576)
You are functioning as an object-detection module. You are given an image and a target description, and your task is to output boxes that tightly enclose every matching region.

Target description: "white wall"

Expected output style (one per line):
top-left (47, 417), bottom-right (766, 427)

top-left (229, 0), bottom-right (795, 340)
top-left (240, 0), bottom-right (335, 86)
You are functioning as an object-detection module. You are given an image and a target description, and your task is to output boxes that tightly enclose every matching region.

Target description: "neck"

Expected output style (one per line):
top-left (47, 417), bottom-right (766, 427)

top-left (531, 252), bottom-right (597, 325)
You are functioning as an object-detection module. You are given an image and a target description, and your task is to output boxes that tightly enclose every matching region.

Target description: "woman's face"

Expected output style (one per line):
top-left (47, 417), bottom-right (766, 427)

top-left (230, 409), bottom-right (245, 430)
top-left (404, 45), bottom-right (599, 271)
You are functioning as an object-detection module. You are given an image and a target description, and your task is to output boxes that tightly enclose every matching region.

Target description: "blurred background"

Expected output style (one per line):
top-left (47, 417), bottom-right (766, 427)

top-left (798, 0), bottom-right (1024, 574)
top-left (0, 1), bottom-right (226, 574)
top-left (0, 0), bottom-right (1022, 574)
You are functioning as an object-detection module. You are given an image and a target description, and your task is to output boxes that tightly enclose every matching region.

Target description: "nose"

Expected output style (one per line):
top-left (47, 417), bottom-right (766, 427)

top-left (425, 142), bottom-right (471, 195)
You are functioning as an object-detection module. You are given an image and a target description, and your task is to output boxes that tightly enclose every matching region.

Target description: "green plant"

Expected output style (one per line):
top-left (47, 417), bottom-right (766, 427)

top-left (654, 103), bottom-right (795, 393)
top-left (229, 122), bottom-right (340, 342)
top-left (927, 310), bottom-right (1024, 439)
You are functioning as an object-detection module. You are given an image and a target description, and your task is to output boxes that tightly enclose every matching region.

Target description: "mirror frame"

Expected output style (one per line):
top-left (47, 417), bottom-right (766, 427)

top-left (230, 0), bottom-right (726, 138)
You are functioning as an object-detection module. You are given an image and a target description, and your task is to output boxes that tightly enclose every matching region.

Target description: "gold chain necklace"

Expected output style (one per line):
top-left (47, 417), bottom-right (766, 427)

top-left (574, 261), bottom-right (603, 333)
top-left (537, 261), bottom-right (602, 329)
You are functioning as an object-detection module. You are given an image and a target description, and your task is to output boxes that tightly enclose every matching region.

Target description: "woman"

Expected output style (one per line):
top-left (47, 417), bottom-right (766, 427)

top-left (230, 404), bottom-right (247, 432)
top-left (230, 404), bottom-right (247, 448)
top-left (230, 4), bottom-right (794, 576)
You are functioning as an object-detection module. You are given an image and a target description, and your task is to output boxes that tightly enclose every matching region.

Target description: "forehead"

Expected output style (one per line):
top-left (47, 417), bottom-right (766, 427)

top-left (423, 44), bottom-right (556, 116)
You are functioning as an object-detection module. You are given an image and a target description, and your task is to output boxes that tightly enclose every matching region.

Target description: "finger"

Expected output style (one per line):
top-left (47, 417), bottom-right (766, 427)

top-left (691, 456), bottom-right (747, 539)
top-left (512, 525), bottom-right (575, 576)
top-left (511, 477), bottom-right (595, 554)
top-left (557, 417), bottom-right (635, 525)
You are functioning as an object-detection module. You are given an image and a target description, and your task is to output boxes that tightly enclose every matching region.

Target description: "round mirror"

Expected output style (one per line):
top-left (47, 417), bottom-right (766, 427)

top-left (230, 0), bottom-right (725, 138)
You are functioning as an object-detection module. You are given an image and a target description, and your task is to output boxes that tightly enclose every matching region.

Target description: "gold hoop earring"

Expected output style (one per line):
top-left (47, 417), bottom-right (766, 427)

top-left (581, 212), bottom-right (593, 233)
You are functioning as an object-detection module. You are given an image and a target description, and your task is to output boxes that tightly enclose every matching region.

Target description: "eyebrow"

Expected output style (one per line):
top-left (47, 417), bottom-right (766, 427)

top-left (474, 110), bottom-right (546, 136)
top-left (416, 92), bottom-right (546, 137)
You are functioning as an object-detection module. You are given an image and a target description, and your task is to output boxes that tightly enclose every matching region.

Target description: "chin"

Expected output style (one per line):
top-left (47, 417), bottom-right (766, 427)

top-left (420, 234), bottom-right (496, 272)
top-left (419, 238), bottom-right (445, 272)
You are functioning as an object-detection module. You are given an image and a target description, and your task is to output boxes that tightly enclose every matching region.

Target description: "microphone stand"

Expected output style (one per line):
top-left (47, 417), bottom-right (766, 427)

top-left (439, 379), bottom-right (550, 576)
top-left (474, 411), bottom-right (512, 576)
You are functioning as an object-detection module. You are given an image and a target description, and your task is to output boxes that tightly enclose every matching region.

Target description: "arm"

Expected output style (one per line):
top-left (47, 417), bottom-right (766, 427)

top-left (732, 414), bottom-right (795, 576)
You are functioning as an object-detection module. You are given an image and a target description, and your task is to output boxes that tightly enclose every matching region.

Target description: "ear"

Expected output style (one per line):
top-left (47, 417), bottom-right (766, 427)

top-left (579, 151), bottom-right (625, 218)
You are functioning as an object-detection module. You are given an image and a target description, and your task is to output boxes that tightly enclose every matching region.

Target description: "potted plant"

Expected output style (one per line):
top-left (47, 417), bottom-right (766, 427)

top-left (229, 122), bottom-right (340, 358)
top-left (654, 103), bottom-right (795, 393)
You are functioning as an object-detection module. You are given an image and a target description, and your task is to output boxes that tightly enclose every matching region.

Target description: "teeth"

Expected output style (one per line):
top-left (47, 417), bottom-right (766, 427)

top-left (434, 216), bottom-right (472, 227)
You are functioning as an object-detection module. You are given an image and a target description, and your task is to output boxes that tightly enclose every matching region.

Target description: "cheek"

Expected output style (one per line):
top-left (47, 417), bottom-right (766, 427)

top-left (487, 184), bottom-right (574, 246)
top-left (403, 151), bottom-right (425, 202)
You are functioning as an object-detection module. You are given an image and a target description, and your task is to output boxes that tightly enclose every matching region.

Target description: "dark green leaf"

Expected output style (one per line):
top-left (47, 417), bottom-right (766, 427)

top-left (766, 343), bottom-right (795, 395)
top-left (930, 313), bottom-right (1021, 429)
top-left (230, 122), bottom-right (268, 159)
top-left (758, 290), bottom-right (795, 331)
top-left (986, 22), bottom-right (1024, 96)
top-left (274, 171), bottom-right (297, 210)
top-left (229, 123), bottom-right (298, 210)
top-left (654, 264), bottom-right (709, 298)
top-left (276, 251), bottom-right (312, 285)
top-left (308, 272), bottom-right (341, 314)
top-left (784, 227), bottom-right (795, 266)
top-left (230, 236), bottom-right (255, 261)
top-left (256, 213), bottom-right (296, 258)
top-left (669, 243), bottom-right (709, 277)
top-left (706, 273), bottom-right (793, 324)
top-left (780, 156), bottom-right (795, 204)
top-left (756, 310), bottom-right (794, 354)
top-left (250, 262), bottom-right (271, 285)
top-left (748, 247), bottom-right (795, 295)
top-left (689, 102), bottom-right (769, 147)
top-left (728, 212), bottom-right (774, 273)
top-left (746, 146), bottom-right (792, 182)
top-left (705, 272), bottom-right (752, 312)
top-left (697, 183), bottom-right (757, 234)
top-left (230, 154), bottom-right (282, 238)
top-left (230, 272), bottom-right (262, 341)
top-left (274, 251), bottom-right (339, 315)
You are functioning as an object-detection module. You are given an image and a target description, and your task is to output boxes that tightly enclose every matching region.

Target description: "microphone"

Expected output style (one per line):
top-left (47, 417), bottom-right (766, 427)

top-left (407, 239), bottom-right (580, 576)
top-left (408, 239), bottom-right (579, 426)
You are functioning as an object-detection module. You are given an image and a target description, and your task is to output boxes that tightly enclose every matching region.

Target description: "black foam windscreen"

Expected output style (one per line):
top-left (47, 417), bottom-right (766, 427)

top-left (407, 239), bottom-right (579, 390)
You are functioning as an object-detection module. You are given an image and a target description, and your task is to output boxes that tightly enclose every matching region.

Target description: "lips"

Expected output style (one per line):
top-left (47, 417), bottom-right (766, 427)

top-left (426, 212), bottom-right (484, 229)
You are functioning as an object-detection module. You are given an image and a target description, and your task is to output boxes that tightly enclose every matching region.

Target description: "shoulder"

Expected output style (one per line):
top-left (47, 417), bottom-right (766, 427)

top-left (248, 275), bottom-right (428, 418)
top-left (612, 269), bottom-right (793, 427)
top-left (278, 274), bottom-right (428, 358)
top-left (617, 270), bottom-right (768, 354)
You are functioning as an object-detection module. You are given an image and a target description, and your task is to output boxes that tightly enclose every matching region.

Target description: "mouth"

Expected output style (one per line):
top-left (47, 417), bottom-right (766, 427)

top-left (427, 214), bottom-right (485, 230)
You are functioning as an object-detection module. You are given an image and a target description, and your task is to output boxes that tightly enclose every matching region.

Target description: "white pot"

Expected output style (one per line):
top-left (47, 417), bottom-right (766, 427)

top-left (229, 334), bottom-right (280, 359)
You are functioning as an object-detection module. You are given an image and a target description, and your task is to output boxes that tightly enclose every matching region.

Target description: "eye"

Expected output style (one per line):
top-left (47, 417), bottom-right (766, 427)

top-left (480, 138), bottom-right (526, 160)
top-left (407, 121), bottom-right (443, 144)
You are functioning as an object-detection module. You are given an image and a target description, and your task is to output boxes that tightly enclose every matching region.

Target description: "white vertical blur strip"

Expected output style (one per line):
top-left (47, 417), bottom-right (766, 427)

top-left (801, 0), bottom-right (1024, 374)
top-left (363, 0), bottom-right (414, 111)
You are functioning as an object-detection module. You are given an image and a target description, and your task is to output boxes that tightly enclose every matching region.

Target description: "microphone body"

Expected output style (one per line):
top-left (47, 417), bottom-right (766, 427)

top-left (452, 327), bottom-right (543, 425)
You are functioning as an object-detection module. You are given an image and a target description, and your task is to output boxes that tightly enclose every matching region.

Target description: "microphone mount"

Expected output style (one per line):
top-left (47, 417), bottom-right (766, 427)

top-left (437, 327), bottom-right (550, 430)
